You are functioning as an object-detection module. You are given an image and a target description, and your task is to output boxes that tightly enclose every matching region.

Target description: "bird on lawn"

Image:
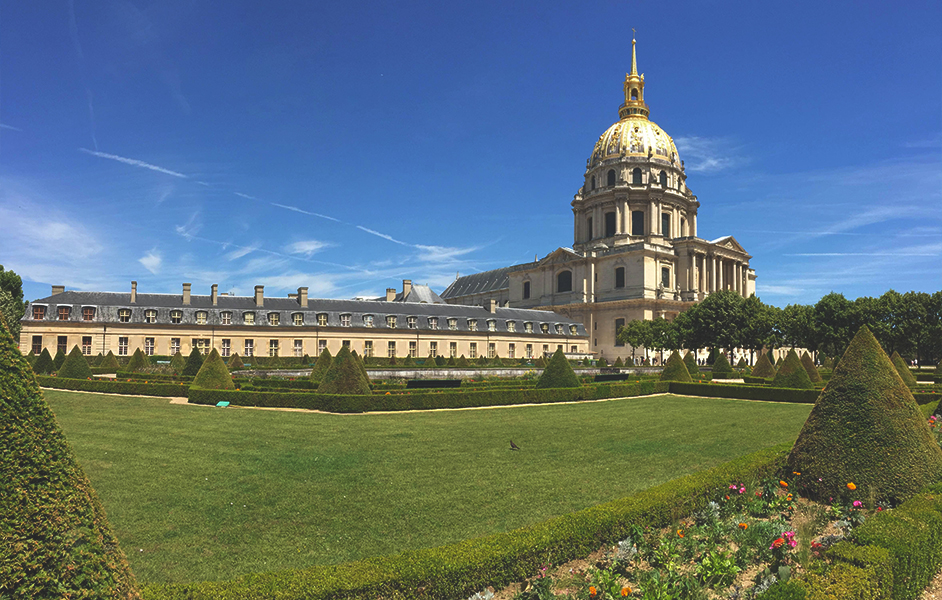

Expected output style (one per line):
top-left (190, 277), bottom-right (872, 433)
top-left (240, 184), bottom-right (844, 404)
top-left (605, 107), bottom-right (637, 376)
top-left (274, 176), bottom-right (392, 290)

top-left (510, 440), bottom-right (520, 451)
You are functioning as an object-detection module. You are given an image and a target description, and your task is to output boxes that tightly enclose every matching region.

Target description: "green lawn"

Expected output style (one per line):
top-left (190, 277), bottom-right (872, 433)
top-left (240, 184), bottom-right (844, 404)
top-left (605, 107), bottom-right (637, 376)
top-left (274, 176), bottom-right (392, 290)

top-left (44, 390), bottom-right (811, 584)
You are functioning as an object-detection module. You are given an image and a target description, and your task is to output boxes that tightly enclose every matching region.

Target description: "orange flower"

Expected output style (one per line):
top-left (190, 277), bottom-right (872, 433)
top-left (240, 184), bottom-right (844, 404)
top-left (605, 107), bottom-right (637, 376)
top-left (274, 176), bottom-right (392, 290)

top-left (677, 530), bottom-right (684, 538)
top-left (739, 522), bottom-right (748, 530)
top-left (793, 471), bottom-right (801, 475)
top-left (847, 482), bottom-right (857, 491)
top-left (779, 480), bottom-right (788, 487)
top-left (622, 587), bottom-right (631, 596)
top-left (589, 586), bottom-right (598, 597)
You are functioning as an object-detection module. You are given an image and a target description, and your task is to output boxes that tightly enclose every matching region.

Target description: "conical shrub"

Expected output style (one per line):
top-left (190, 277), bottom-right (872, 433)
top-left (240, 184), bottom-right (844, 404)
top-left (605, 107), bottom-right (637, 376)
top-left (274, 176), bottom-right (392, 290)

top-left (90, 352), bottom-right (103, 367)
top-left (57, 346), bottom-right (93, 380)
top-left (660, 350), bottom-right (693, 382)
top-left (787, 325), bottom-right (942, 504)
top-left (191, 348), bottom-right (234, 390)
top-left (227, 353), bottom-right (245, 371)
top-left (126, 348), bottom-right (148, 372)
top-left (401, 355), bottom-right (415, 366)
top-left (317, 345), bottom-right (371, 395)
top-left (771, 349), bottom-right (815, 389)
top-left (711, 352), bottom-right (734, 378)
top-left (536, 348), bottom-right (581, 389)
top-left (169, 351), bottom-right (185, 373)
top-left (53, 348), bottom-right (66, 371)
top-left (0, 310), bottom-right (140, 597)
top-left (890, 351), bottom-right (917, 387)
top-left (684, 352), bottom-right (698, 375)
top-left (100, 351), bottom-right (120, 371)
top-left (775, 356), bottom-right (783, 367)
top-left (642, 357), bottom-right (650, 366)
top-left (33, 348), bottom-right (55, 374)
top-left (310, 348), bottom-right (332, 383)
top-left (800, 351), bottom-right (823, 383)
top-left (181, 347), bottom-right (204, 377)
top-left (597, 357), bottom-right (608, 367)
top-left (435, 355), bottom-right (446, 366)
top-left (736, 357), bottom-right (748, 369)
top-left (26, 350), bottom-right (35, 366)
top-left (613, 357), bottom-right (624, 368)
top-left (751, 353), bottom-right (776, 379)
top-left (267, 354), bottom-right (283, 369)
top-left (446, 356), bottom-right (456, 366)
top-left (351, 350), bottom-right (371, 385)
top-left (456, 355), bottom-right (470, 367)
top-left (534, 356), bottom-right (546, 368)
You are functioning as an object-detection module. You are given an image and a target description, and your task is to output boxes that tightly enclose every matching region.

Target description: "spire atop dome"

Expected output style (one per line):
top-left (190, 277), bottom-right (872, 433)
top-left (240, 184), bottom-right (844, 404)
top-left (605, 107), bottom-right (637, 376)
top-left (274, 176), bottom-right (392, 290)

top-left (620, 32), bottom-right (649, 120)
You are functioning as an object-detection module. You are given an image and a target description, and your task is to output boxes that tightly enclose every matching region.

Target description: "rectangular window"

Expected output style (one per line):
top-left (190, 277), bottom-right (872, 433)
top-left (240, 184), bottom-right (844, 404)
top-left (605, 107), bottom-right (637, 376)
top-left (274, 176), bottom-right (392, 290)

top-left (364, 340), bottom-right (373, 357)
top-left (32, 335), bottom-right (43, 354)
top-left (170, 338), bottom-right (180, 355)
top-left (488, 320), bottom-right (496, 332)
top-left (604, 211), bottom-right (617, 237)
top-left (342, 340), bottom-right (350, 348)
top-left (144, 309), bottom-right (157, 324)
top-left (387, 341), bottom-right (396, 358)
top-left (541, 323), bottom-right (549, 334)
top-left (119, 309), bottom-right (131, 323)
top-left (526, 344), bottom-right (533, 359)
top-left (543, 344), bottom-right (549, 355)
top-left (118, 337), bottom-right (129, 356)
top-left (555, 324), bottom-right (563, 334)
top-left (363, 315), bottom-right (374, 327)
top-left (32, 305), bottom-right (46, 320)
top-left (487, 342), bottom-right (495, 359)
top-left (661, 267), bottom-right (671, 288)
top-left (82, 336), bottom-right (92, 355)
top-left (194, 339), bottom-right (210, 355)
top-left (615, 318), bottom-right (626, 346)
top-left (469, 342), bottom-right (477, 359)
top-left (429, 341), bottom-right (438, 356)
top-left (522, 281), bottom-right (530, 300)
top-left (449, 342), bottom-right (457, 358)
top-left (196, 311), bottom-right (208, 325)
top-left (244, 312), bottom-right (255, 325)
top-left (268, 313), bottom-right (280, 326)
top-left (468, 319), bottom-right (478, 332)
top-left (58, 306), bottom-right (71, 321)
top-left (222, 312), bottom-right (232, 325)
top-left (407, 316), bottom-right (417, 329)
top-left (318, 339), bottom-right (327, 353)
top-left (221, 339), bottom-right (231, 357)
top-left (171, 310), bottom-right (182, 324)
top-left (269, 339), bottom-right (279, 357)
top-left (293, 313), bottom-right (304, 326)
top-left (386, 315), bottom-right (397, 328)
top-left (83, 307), bottom-right (96, 321)
top-left (318, 313), bottom-right (328, 326)
top-left (428, 317), bottom-right (438, 330)
top-left (525, 322), bottom-right (533, 333)
top-left (615, 267), bottom-right (625, 288)
top-left (507, 321), bottom-right (515, 332)
top-left (570, 325), bottom-right (578, 335)
top-left (244, 339), bottom-right (254, 357)
top-left (448, 318), bottom-right (457, 330)
top-left (144, 338), bottom-right (155, 356)
top-left (661, 213), bottom-right (671, 239)
top-left (57, 336), bottom-right (68, 354)
top-left (340, 314), bottom-right (351, 327)
top-left (632, 210), bottom-right (645, 236)
top-left (408, 341), bottom-right (417, 358)
top-left (508, 343), bottom-right (515, 359)
top-left (571, 345), bottom-right (578, 353)
top-left (294, 339), bottom-right (303, 356)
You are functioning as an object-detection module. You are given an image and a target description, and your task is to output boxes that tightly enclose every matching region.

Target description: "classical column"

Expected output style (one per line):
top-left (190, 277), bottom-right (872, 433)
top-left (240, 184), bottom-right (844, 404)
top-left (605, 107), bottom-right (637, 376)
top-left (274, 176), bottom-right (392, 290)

top-left (649, 200), bottom-right (658, 235)
top-left (687, 253), bottom-right (695, 291)
top-left (718, 258), bottom-right (725, 290)
top-left (615, 202), bottom-right (622, 234)
top-left (691, 213), bottom-right (697, 237)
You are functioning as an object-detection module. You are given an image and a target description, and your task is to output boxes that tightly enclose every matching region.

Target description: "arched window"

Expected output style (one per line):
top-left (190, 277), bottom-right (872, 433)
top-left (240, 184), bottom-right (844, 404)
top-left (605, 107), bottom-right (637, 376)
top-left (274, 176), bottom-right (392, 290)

top-left (631, 88), bottom-right (638, 100)
top-left (659, 171), bottom-right (667, 187)
top-left (632, 168), bottom-right (642, 185)
top-left (604, 211), bottom-right (616, 237)
top-left (522, 281), bottom-right (531, 300)
top-left (557, 270), bottom-right (573, 293)
top-left (591, 175), bottom-right (596, 190)
top-left (607, 169), bottom-right (616, 186)
top-left (615, 267), bottom-right (625, 288)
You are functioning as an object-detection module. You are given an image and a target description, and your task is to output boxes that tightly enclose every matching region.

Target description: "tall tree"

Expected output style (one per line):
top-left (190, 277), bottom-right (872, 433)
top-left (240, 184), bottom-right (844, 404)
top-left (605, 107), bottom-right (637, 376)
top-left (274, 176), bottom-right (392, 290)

top-left (617, 319), bottom-right (652, 361)
top-left (813, 292), bottom-right (855, 359)
top-left (0, 265), bottom-right (27, 341)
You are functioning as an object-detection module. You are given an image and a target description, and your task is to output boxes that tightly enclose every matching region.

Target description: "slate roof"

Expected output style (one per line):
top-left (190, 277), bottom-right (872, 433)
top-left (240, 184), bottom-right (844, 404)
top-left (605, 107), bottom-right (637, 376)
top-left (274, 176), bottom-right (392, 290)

top-left (395, 284), bottom-right (446, 304)
top-left (440, 262), bottom-right (536, 299)
top-left (26, 290), bottom-right (587, 336)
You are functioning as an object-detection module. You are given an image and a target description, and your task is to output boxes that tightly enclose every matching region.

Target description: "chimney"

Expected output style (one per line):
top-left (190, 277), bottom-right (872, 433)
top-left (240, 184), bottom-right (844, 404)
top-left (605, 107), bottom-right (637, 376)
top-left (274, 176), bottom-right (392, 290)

top-left (487, 299), bottom-right (497, 313)
top-left (211, 284), bottom-right (218, 306)
top-left (51, 285), bottom-right (65, 296)
top-left (298, 287), bottom-right (308, 308)
top-left (402, 279), bottom-right (412, 297)
top-left (255, 285), bottom-right (264, 307)
top-left (385, 287), bottom-right (396, 302)
top-left (182, 283), bottom-right (191, 305)
top-left (130, 281), bottom-right (138, 304)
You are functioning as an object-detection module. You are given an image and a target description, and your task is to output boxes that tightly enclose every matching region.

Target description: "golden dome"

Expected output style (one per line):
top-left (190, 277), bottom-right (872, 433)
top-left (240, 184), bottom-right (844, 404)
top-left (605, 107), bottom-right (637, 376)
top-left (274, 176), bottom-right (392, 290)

top-left (588, 117), bottom-right (679, 169)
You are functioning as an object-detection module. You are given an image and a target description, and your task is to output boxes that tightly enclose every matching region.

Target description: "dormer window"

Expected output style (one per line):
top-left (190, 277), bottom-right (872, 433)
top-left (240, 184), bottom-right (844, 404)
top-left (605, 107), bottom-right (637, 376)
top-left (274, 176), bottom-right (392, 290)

top-left (144, 309), bottom-right (157, 324)
top-left (448, 318), bottom-right (457, 330)
top-left (267, 312), bottom-right (279, 325)
top-left (340, 314), bottom-right (351, 327)
top-left (58, 306), bottom-right (71, 320)
top-left (386, 315), bottom-right (397, 328)
top-left (555, 324), bottom-right (563, 335)
top-left (363, 315), bottom-right (374, 328)
top-left (428, 317), bottom-right (439, 330)
top-left (570, 325), bottom-right (578, 335)
top-left (467, 319), bottom-right (478, 332)
top-left (221, 311), bottom-right (232, 325)
top-left (487, 320), bottom-right (496, 332)
top-left (541, 323), bottom-right (549, 334)
top-left (118, 309), bottom-right (131, 323)
top-left (294, 313), bottom-right (304, 326)
top-left (317, 313), bottom-right (328, 326)
top-left (507, 321), bottom-right (516, 333)
top-left (243, 312), bottom-right (255, 325)
top-left (524, 322), bottom-right (533, 333)
top-left (171, 310), bottom-right (183, 324)
top-left (32, 305), bottom-right (46, 320)
top-left (407, 316), bottom-right (417, 329)
top-left (82, 307), bottom-right (96, 321)
top-left (195, 311), bottom-right (208, 325)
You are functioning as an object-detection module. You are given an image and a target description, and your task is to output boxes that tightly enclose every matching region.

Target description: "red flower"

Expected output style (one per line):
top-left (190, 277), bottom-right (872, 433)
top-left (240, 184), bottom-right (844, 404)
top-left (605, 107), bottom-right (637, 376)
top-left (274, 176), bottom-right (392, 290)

top-left (771, 537), bottom-right (785, 549)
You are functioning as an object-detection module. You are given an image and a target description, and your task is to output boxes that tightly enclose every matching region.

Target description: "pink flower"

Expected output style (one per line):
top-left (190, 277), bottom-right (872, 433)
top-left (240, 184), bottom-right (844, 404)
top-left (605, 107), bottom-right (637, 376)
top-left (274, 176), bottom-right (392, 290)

top-left (739, 486), bottom-right (746, 494)
top-left (853, 500), bottom-right (862, 508)
top-left (730, 484), bottom-right (738, 490)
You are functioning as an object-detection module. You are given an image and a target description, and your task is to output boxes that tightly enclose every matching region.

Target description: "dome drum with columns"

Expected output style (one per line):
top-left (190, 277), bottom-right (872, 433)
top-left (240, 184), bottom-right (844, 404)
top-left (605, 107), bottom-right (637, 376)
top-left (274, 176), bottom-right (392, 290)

top-left (441, 37), bottom-right (756, 361)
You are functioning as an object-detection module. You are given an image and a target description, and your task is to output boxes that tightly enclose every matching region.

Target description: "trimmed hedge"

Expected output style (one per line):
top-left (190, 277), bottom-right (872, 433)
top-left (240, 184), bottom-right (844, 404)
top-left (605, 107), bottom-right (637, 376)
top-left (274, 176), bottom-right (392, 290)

top-left (100, 351), bottom-right (121, 371)
top-left (57, 345), bottom-right (93, 380)
top-left (33, 347), bottom-right (55, 374)
top-left (660, 350), bottom-right (692, 382)
top-left (771, 349), bottom-right (815, 389)
top-left (310, 348), bottom-right (332, 383)
top-left (536, 348), bottom-right (580, 388)
top-left (668, 381), bottom-right (821, 404)
top-left (891, 351), bottom-right (918, 387)
top-left (37, 376), bottom-right (189, 398)
top-left (191, 348), bottom-right (234, 390)
top-left (181, 348), bottom-right (204, 377)
top-left (800, 351), bottom-right (823, 383)
top-left (126, 348), bottom-right (148, 372)
top-left (711, 352), bottom-right (734, 378)
top-left (752, 352), bottom-right (777, 379)
top-left (141, 443), bottom-right (790, 600)
top-left (189, 381), bottom-right (670, 413)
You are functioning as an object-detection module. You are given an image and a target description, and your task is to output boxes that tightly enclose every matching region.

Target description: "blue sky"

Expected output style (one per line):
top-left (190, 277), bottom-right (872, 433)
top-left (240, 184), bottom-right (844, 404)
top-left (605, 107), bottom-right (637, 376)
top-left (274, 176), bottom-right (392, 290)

top-left (1, 0), bottom-right (940, 307)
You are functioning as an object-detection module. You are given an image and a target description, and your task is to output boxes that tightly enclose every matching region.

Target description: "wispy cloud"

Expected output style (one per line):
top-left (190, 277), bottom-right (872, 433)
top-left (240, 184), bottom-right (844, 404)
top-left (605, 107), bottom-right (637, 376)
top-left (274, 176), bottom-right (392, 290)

top-left (234, 192), bottom-right (257, 200)
top-left (67, 0), bottom-right (98, 150)
top-left (224, 244), bottom-right (258, 261)
top-left (356, 225), bottom-right (411, 246)
top-left (0, 123), bottom-right (21, 131)
top-left (271, 202), bottom-right (342, 223)
top-left (674, 136), bottom-right (744, 173)
top-left (80, 148), bottom-right (188, 178)
top-left (286, 240), bottom-right (332, 257)
top-left (174, 212), bottom-right (202, 240)
top-left (414, 244), bottom-right (479, 263)
top-left (139, 249), bottom-right (162, 274)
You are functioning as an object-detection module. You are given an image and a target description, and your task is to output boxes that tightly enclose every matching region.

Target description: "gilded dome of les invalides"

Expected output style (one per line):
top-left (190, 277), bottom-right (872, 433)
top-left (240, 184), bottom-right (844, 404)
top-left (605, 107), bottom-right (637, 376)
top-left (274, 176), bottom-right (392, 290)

top-left (587, 36), bottom-right (680, 170)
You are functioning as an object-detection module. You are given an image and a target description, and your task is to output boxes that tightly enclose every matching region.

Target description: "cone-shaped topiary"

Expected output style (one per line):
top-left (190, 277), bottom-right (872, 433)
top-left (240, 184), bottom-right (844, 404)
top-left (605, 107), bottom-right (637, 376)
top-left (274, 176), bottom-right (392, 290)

top-left (33, 348), bottom-right (55, 374)
top-left (711, 352), bottom-right (734, 378)
top-left (736, 357), bottom-right (748, 369)
top-left (181, 347), bottom-right (204, 377)
top-left (0, 310), bottom-right (141, 597)
top-left (191, 348), bottom-right (234, 390)
top-left (660, 350), bottom-right (693, 382)
top-left (317, 345), bottom-right (371, 395)
top-left (57, 346), bottom-right (93, 380)
top-left (351, 350), bottom-right (371, 385)
top-left (534, 356), bottom-right (546, 368)
top-left (800, 351), bottom-right (823, 383)
top-left (401, 354), bottom-right (415, 366)
top-left (771, 349), bottom-right (815, 389)
top-left (490, 355), bottom-right (503, 367)
top-left (169, 351), bottom-right (185, 373)
top-left (751, 353), bottom-right (776, 379)
top-left (90, 352), bottom-right (103, 366)
top-left (684, 352), bottom-right (698, 376)
top-left (126, 348), bottom-right (148, 372)
top-left (456, 355), bottom-right (470, 367)
top-left (26, 350), bottom-right (35, 366)
top-left (775, 356), bottom-right (783, 367)
top-left (613, 356), bottom-right (624, 368)
top-left (787, 325), bottom-right (942, 504)
top-left (889, 351), bottom-right (917, 387)
top-left (582, 357), bottom-right (591, 366)
top-left (310, 348), bottom-right (332, 383)
top-left (446, 356), bottom-right (456, 366)
top-left (388, 355), bottom-right (397, 366)
top-left (435, 355), bottom-right (446, 366)
top-left (597, 357), bottom-right (608, 367)
top-left (99, 350), bottom-right (120, 371)
top-left (474, 355), bottom-right (487, 366)
top-left (267, 354), bottom-right (283, 369)
top-left (53, 348), bottom-right (66, 371)
top-left (301, 353), bottom-right (311, 366)
top-left (536, 348), bottom-right (581, 389)
top-left (227, 353), bottom-right (245, 371)
top-left (642, 357), bottom-right (650, 366)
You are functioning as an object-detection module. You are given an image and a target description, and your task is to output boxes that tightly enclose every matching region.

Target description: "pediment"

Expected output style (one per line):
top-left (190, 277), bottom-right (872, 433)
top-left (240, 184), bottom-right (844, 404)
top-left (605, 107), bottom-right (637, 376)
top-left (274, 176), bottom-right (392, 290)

top-left (711, 236), bottom-right (748, 254)
top-left (537, 247), bottom-right (582, 267)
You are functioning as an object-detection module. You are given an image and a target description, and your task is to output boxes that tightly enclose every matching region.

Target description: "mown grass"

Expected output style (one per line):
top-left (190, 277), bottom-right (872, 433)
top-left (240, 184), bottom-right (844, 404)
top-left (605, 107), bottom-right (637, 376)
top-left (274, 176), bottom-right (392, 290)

top-left (44, 390), bottom-right (811, 584)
